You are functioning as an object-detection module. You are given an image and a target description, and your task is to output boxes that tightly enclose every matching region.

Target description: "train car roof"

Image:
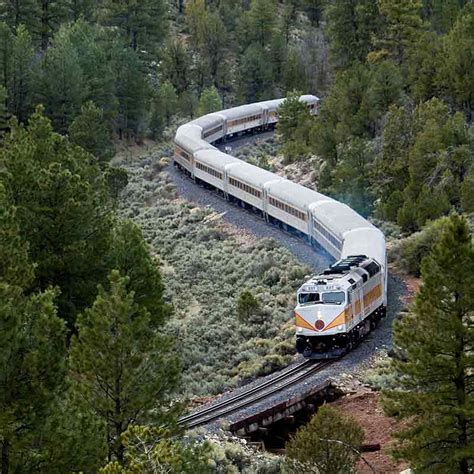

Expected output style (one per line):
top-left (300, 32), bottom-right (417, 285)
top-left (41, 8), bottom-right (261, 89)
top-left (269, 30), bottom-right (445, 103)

top-left (218, 103), bottom-right (264, 121)
top-left (257, 98), bottom-right (285, 111)
top-left (311, 201), bottom-right (376, 239)
top-left (266, 180), bottom-right (332, 211)
top-left (189, 113), bottom-right (225, 132)
top-left (193, 149), bottom-right (241, 170)
top-left (341, 228), bottom-right (386, 268)
top-left (226, 161), bottom-right (282, 188)
top-left (299, 94), bottom-right (320, 103)
top-left (175, 125), bottom-right (216, 153)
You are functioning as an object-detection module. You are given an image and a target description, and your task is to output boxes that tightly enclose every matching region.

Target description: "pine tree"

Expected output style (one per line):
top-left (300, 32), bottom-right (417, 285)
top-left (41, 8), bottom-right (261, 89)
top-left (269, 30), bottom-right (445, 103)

top-left (8, 25), bottom-right (34, 123)
top-left (1, 107), bottom-right (113, 329)
top-left (382, 214), bottom-right (473, 472)
top-left (69, 101), bottom-right (114, 163)
top-left (375, 0), bottom-right (425, 65)
top-left (236, 289), bottom-right (260, 322)
top-left (285, 404), bottom-right (365, 474)
top-left (437, 4), bottom-right (474, 119)
top-left (0, 0), bottom-right (39, 34)
top-left (0, 185), bottom-right (67, 472)
top-left (100, 0), bottom-right (168, 53)
top-left (106, 220), bottom-right (171, 326)
top-left (198, 86), bottom-right (221, 116)
top-left (247, 0), bottom-right (277, 47)
top-left (36, 25), bottom-right (85, 133)
top-left (70, 271), bottom-right (182, 464)
top-left (113, 48), bottom-right (149, 140)
top-left (326, 0), bottom-right (381, 69)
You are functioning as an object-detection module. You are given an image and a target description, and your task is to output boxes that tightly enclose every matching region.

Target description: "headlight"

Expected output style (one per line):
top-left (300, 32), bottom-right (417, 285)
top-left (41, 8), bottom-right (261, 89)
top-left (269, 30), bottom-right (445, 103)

top-left (337, 325), bottom-right (344, 331)
top-left (297, 328), bottom-right (303, 333)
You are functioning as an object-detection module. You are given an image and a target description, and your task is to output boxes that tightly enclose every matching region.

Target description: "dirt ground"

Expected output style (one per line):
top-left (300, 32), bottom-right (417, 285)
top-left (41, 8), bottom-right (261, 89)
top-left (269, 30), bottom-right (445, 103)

top-left (331, 391), bottom-right (408, 473)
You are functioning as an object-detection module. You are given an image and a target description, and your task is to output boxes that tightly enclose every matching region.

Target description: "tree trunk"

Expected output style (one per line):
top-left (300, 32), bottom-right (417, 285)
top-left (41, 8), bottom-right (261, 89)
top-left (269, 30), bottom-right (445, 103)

top-left (1, 439), bottom-right (9, 474)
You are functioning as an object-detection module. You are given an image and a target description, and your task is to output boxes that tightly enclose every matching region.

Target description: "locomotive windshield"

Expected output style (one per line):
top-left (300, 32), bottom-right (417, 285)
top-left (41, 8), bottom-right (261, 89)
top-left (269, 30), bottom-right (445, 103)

top-left (321, 291), bottom-right (345, 304)
top-left (298, 293), bottom-right (320, 304)
top-left (298, 291), bottom-right (345, 305)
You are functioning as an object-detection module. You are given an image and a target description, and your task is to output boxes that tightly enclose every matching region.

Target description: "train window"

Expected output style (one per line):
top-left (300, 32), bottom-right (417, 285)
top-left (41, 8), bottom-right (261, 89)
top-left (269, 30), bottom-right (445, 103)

top-left (322, 292), bottom-right (345, 305)
top-left (298, 293), bottom-right (320, 304)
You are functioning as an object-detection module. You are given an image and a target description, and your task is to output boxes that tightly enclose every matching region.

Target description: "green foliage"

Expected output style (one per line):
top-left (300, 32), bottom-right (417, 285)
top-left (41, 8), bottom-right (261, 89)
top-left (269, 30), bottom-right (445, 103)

top-left (326, 0), bottom-right (381, 69)
top-left (1, 107), bottom-right (113, 328)
top-left (0, 190), bottom-right (66, 471)
top-left (238, 43), bottom-right (274, 102)
top-left (277, 91), bottom-right (312, 162)
top-left (330, 137), bottom-right (375, 216)
top-left (437, 4), bottom-right (474, 116)
top-left (113, 47), bottom-right (149, 140)
top-left (389, 216), bottom-right (451, 276)
top-left (70, 271), bottom-right (182, 463)
top-left (69, 101), bottom-right (114, 162)
top-left (236, 289), bottom-right (261, 322)
top-left (36, 25), bottom-right (85, 133)
top-left (373, 0), bottom-right (425, 64)
top-left (100, 426), bottom-right (212, 473)
top-left (382, 214), bottom-right (474, 472)
top-left (198, 86), bottom-right (221, 116)
top-left (100, 0), bottom-right (168, 53)
top-left (285, 404), bottom-right (365, 474)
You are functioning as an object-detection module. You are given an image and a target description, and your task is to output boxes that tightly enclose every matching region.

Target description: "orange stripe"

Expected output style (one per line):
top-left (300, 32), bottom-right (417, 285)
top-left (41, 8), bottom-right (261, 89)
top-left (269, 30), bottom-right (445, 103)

top-left (323, 309), bottom-right (347, 332)
top-left (295, 313), bottom-right (314, 331)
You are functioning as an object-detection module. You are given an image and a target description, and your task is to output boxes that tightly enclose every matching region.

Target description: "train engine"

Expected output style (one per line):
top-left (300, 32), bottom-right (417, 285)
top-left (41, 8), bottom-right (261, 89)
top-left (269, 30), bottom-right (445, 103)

top-left (295, 255), bottom-right (386, 359)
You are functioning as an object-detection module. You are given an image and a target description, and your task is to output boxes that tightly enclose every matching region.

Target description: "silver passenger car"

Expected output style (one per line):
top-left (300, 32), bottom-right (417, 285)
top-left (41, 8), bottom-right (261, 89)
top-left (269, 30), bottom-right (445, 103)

top-left (193, 149), bottom-right (241, 192)
top-left (266, 180), bottom-right (332, 235)
top-left (226, 162), bottom-right (281, 211)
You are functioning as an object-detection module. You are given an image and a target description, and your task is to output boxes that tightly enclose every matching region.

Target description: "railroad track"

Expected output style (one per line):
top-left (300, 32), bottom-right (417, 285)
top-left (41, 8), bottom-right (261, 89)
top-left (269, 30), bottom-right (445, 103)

top-left (180, 359), bottom-right (334, 429)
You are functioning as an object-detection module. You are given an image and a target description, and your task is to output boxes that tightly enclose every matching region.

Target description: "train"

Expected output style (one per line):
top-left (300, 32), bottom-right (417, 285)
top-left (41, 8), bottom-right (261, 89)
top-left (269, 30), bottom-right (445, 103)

top-left (173, 95), bottom-right (387, 359)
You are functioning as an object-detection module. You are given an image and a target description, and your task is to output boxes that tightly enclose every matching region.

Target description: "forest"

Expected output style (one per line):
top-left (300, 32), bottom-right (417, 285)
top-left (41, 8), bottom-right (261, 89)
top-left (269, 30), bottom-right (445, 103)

top-left (0, 0), bottom-right (472, 472)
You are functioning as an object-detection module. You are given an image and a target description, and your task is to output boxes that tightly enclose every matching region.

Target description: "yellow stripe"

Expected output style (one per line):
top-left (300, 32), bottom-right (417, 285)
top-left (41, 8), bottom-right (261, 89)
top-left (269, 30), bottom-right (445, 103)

top-left (323, 309), bottom-right (347, 332)
top-left (295, 313), bottom-right (314, 331)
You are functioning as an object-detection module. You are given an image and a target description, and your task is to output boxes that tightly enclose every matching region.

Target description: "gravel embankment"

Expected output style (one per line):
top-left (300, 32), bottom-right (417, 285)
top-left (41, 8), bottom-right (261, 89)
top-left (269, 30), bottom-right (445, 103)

top-left (167, 133), bottom-right (407, 427)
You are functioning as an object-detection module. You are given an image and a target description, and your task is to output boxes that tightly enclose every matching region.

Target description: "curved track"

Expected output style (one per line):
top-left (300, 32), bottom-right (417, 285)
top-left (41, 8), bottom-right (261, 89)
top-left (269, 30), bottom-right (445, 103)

top-left (180, 360), bottom-right (334, 429)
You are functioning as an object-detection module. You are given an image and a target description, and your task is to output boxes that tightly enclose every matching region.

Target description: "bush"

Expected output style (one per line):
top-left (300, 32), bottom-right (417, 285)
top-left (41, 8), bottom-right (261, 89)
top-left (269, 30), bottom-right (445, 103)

top-left (389, 216), bottom-right (451, 276)
top-left (285, 405), bottom-right (364, 474)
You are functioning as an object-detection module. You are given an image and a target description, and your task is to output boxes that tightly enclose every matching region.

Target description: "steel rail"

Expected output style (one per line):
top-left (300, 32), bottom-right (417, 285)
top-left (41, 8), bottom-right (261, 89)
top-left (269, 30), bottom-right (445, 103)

top-left (180, 359), bottom-right (334, 428)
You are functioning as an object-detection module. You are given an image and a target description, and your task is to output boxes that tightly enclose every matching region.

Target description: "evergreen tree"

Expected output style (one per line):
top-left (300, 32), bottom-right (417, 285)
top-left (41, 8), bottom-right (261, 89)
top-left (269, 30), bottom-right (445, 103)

top-left (69, 101), bottom-right (114, 163)
top-left (70, 271), bottom-right (182, 464)
top-left (382, 214), bottom-right (473, 472)
top-left (64, 21), bottom-right (117, 123)
top-left (246, 0), bottom-right (277, 47)
top-left (100, 0), bottom-right (168, 53)
top-left (106, 220), bottom-right (171, 326)
top-left (161, 39), bottom-right (193, 95)
top-left (0, 0), bottom-right (39, 34)
top-left (325, 0), bottom-right (381, 69)
top-left (113, 48), bottom-right (149, 140)
top-left (330, 137), bottom-right (375, 216)
top-left (36, 25), bottom-right (85, 133)
top-left (0, 86), bottom-right (8, 133)
top-left (238, 43), bottom-right (273, 102)
top-left (437, 4), bottom-right (474, 118)
top-left (374, 0), bottom-right (425, 65)
top-left (236, 289), bottom-right (260, 322)
top-left (1, 107), bottom-right (113, 328)
top-left (8, 25), bottom-right (34, 123)
top-left (37, 0), bottom-right (70, 50)
top-left (285, 404), bottom-right (364, 474)
top-left (0, 185), bottom-right (67, 472)
top-left (198, 86), bottom-right (221, 116)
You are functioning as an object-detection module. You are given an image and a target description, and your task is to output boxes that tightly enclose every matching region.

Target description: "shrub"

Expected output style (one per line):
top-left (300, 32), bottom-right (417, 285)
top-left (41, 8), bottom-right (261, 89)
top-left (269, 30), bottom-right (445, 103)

top-left (285, 405), bottom-right (364, 474)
